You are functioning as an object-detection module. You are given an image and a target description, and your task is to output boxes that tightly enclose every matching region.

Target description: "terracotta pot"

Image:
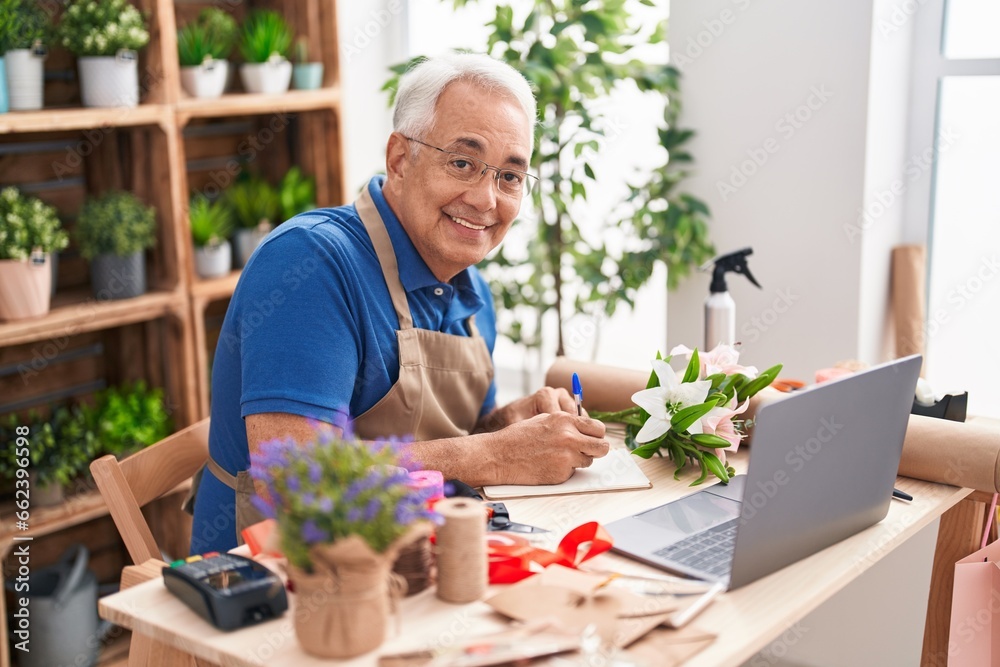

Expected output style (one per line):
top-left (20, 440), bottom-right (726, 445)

top-left (0, 255), bottom-right (52, 321)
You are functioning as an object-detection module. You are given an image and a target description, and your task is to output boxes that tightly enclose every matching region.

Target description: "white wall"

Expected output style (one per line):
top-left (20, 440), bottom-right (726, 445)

top-left (666, 0), bottom-right (914, 380)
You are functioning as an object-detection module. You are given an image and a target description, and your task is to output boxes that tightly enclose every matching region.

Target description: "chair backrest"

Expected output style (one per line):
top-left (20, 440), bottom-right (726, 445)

top-left (90, 418), bottom-right (210, 564)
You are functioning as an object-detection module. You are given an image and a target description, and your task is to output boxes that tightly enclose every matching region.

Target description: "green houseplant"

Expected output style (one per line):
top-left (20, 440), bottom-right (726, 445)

top-left (189, 193), bottom-right (235, 278)
top-left (76, 190), bottom-right (157, 300)
top-left (91, 381), bottom-right (172, 459)
top-left (178, 8), bottom-right (237, 99)
top-left (277, 166), bottom-right (316, 221)
top-left (2, 0), bottom-right (50, 111)
top-left (57, 0), bottom-right (150, 108)
top-left (0, 406), bottom-right (98, 506)
top-left (292, 36), bottom-right (323, 90)
top-left (0, 186), bottom-right (68, 320)
top-left (226, 175), bottom-right (278, 267)
top-left (239, 10), bottom-right (293, 94)
top-left (387, 1), bottom-right (714, 357)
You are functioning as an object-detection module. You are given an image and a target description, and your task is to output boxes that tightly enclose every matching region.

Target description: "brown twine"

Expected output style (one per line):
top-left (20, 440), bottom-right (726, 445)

top-left (434, 498), bottom-right (488, 603)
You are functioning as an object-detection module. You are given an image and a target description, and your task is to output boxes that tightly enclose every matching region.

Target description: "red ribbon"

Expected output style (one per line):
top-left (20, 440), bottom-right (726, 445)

top-left (486, 522), bottom-right (613, 583)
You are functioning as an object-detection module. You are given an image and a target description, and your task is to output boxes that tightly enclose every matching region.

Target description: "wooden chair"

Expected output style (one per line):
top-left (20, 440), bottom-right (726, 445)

top-left (90, 418), bottom-right (214, 667)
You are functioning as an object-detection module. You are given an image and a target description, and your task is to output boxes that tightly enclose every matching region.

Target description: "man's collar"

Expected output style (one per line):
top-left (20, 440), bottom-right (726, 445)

top-left (367, 176), bottom-right (475, 294)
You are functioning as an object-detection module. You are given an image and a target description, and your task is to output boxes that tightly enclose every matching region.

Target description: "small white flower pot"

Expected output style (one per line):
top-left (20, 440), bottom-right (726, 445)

top-left (181, 60), bottom-right (229, 99)
top-left (6, 48), bottom-right (46, 111)
top-left (240, 59), bottom-right (292, 95)
top-left (195, 240), bottom-right (233, 279)
top-left (233, 226), bottom-right (271, 268)
top-left (78, 51), bottom-right (139, 108)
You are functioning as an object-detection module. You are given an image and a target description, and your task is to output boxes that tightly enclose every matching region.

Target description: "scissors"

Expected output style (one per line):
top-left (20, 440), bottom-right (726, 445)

top-left (484, 502), bottom-right (550, 534)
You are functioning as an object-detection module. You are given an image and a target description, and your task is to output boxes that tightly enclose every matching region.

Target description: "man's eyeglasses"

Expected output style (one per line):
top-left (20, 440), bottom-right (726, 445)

top-left (404, 136), bottom-right (537, 198)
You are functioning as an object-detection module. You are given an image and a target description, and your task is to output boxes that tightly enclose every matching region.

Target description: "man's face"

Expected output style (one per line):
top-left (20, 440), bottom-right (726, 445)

top-left (383, 80), bottom-right (532, 282)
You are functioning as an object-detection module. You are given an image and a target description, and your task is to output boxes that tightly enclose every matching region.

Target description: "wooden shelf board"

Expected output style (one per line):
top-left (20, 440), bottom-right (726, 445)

top-left (190, 270), bottom-right (241, 303)
top-left (176, 87), bottom-right (340, 123)
top-left (0, 289), bottom-right (185, 347)
top-left (0, 105), bottom-right (170, 134)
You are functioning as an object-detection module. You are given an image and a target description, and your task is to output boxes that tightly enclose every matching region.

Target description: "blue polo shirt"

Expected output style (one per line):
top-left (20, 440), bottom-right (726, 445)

top-left (190, 176), bottom-right (498, 554)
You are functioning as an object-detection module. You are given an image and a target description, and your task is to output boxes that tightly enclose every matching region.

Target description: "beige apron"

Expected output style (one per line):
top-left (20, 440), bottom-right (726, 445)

top-left (192, 187), bottom-right (495, 543)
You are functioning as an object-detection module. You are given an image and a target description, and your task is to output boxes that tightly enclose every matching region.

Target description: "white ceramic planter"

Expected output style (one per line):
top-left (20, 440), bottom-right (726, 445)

top-left (234, 226), bottom-right (271, 268)
top-left (6, 48), bottom-right (46, 111)
top-left (180, 60), bottom-right (229, 99)
top-left (240, 59), bottom-right (292, 95)
top-left (194, 240), bottom-right (233, 278)
top-left (0, 254), bottom-right (52, 321)
top-left (78, 52), bottom-right (139, 108)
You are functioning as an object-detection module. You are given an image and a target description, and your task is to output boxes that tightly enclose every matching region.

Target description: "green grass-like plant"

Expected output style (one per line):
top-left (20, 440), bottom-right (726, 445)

top-left (239, 10), bottom-right (292, 64)
top-left (57, 0), bottom-right (149, 57)
top-left (76, 191), bottom-right (157, 259)
top-left (0, 186), bottom-right (69, 261)
top-left (226, 176), bottom-right (279, 229)
top-left (177, 8), bottom-right (237, 67)
top-left (277, 167), bottom-right (316, 221)
top-left (189, 193), bottom-right (235, 247)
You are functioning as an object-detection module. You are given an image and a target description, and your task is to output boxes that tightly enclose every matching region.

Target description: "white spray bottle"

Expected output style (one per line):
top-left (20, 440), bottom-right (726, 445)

top-left (704, 248), bottom-right (761, 350)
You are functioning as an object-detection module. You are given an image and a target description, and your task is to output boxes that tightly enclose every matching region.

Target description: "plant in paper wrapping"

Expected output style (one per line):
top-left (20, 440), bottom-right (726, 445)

top-left (592, 344), bottom-right (782, 485)
top-left (249, 419), bottom-right (438, 658)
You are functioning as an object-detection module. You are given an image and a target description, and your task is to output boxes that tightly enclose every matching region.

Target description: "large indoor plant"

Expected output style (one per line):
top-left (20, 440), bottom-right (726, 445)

top-left (76, 191), bottom-right (157, 300)
top-left (0, 186), bottom-right (68, 321)
top-left (239, 10), bottom-right (293, 95)
top-left (387, 1), bottom-right (714, 357)
top-left (56, 0), bottom-right (150, 108)
top-left (177, 8), bottom-right (237, 99)
top-left (226, 175), bottom-right (278, 267)
top-left (2, 0), bottom-right (49, 111)
top-left (189, 193), bottom-right (235, 278)
top-left (250, 423), bottom-right (436, 658)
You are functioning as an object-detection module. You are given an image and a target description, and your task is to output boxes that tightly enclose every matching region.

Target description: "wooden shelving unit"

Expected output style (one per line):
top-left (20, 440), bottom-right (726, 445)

top-left (0, 1), bottom-right (345, 664)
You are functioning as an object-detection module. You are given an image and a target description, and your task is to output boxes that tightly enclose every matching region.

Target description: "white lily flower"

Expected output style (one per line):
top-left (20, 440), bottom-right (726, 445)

top-left (631, 359), bottom-right (712, 443)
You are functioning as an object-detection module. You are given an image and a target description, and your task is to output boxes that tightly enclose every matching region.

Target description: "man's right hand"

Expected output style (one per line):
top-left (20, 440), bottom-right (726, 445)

top-left (486, 412), bottom-right (609, 485)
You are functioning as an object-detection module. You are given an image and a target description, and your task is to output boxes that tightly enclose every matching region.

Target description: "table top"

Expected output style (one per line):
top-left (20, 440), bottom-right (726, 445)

top-left (99, 447), bottom-right (970, 667)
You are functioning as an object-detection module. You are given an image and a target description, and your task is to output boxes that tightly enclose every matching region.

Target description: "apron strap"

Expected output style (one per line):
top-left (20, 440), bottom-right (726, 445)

top-left (356, 187), bottom-right (414, 330)
top-left (206, 455), bottom-right (238, 490)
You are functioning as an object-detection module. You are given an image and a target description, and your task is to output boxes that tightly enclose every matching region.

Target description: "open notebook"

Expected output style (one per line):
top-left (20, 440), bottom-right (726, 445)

top-left (482, 448), bottom-right (651, 500)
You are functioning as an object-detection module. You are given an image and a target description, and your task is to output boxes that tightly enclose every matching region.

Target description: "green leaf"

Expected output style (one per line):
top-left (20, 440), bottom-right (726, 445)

top-left (670, 402), bottom-right (714, 432)
top-left (702, 452), bottom-right (730, 483)
top-left (682, 348), bottom-right (700, 383)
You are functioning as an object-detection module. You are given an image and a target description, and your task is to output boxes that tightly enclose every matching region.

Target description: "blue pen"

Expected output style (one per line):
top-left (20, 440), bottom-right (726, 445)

top-left (572, 373), bottom-right (583, 416)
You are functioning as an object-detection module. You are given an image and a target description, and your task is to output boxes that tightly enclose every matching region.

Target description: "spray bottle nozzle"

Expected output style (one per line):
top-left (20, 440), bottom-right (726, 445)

top-left (705, 247), bottom-right (761, 293)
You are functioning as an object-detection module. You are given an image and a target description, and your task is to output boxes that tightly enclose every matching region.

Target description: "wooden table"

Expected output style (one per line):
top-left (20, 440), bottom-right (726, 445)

top-left (98, 448), bottom-right (970, 666)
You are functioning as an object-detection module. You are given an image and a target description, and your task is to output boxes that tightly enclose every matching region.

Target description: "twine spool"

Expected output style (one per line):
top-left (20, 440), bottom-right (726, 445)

top-left (392, 535), bottom-right (433, 596)
top-left (434, 497), bottom-right (487, 603)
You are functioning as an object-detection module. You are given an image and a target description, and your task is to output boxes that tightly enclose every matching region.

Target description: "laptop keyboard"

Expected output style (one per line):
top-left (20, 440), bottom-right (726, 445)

top-left (653, 518), bottom-right (740, 578)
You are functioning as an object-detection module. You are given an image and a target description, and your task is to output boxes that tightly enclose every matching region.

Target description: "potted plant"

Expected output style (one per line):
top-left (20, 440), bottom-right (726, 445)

top-left (292, 36), bottom-right (323, 90)
top-left (76, 191), bottom-right (156, 300)
top-left (4, 0), bottom-right (49, 111)
top-left (239, 10), bottom-right (292, 95)
top-left (189, 193), bottom-right (235, 278)
top-left (56, 0), bottom-right (150, 108)
top-left (0, 406), bottom-right (98, 507)
top-left (177, 8), bottom-right (237, 99)
top-left (250, 423), bottom-right (435, 658)
top-left (226, 175), bottom-right (278, 267)
top-left (0, 186), bottom-right (68, 321)
top-left (277, 166), bottom-right (316, 221)
top-left (91, 381), bottom-right (172, 459)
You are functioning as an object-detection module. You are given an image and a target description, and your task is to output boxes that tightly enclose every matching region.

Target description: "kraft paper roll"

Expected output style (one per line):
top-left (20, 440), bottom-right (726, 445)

top-left (891, 245), bottom-right (927, 369)
top-left (545, 359), bottom-right (1000, 493)
top-left (898, 415), bottom-right (1000, 493)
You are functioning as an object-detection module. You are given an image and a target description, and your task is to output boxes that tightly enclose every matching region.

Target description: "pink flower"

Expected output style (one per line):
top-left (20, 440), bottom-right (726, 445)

top-left (669, 343), bottom-right (759, 380)
top-left (700, 398), bottom-right (750, 462)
